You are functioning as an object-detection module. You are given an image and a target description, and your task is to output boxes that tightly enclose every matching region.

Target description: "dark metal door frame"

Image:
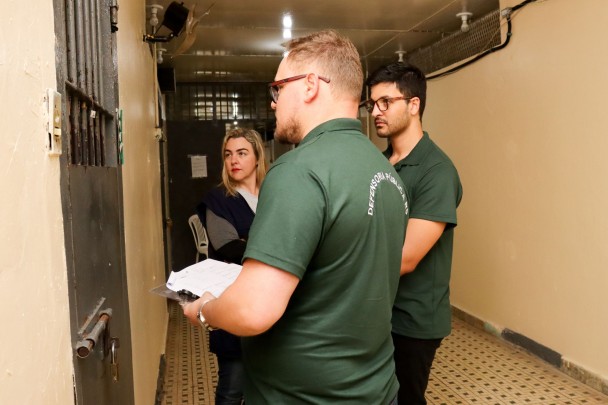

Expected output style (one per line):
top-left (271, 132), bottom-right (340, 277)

top-left (53, 0), bottom-right (134, 403)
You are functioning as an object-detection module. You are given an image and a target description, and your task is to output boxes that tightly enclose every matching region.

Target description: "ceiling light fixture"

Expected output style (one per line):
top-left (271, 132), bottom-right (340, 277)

top-left (147, 4), bottom-right (163, 28)
top-left (143, 1), bottom-right (189, 43)
top-left (395, 50), bottom-right (406, 63)
top-left (456, 11), bottom-right (473, 33)
top-left (156, 47), bottom-right (167, 64)
top-left (282, 13), bottom-right (292, 39)
top-left (282, 14), bottom-right (293, 29)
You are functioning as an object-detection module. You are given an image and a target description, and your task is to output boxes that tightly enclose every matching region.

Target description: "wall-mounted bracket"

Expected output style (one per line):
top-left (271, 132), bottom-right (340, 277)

top-left (46, 89), bottom-right (62, 156)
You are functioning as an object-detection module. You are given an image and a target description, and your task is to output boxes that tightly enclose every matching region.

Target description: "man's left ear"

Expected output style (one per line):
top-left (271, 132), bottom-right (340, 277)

top-left (409, 97), bottom-right (421, 115)
top-left (304, 74), bottom-right (320, 102)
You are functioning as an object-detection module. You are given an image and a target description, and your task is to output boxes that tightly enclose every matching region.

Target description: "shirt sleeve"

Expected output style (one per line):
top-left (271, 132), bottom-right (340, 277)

top-left (244, 162), bottom-right (326, 279)
top-left (206, 208), bottom-right (241, 250)
top-left (410, 161), bottom-right (461, 227)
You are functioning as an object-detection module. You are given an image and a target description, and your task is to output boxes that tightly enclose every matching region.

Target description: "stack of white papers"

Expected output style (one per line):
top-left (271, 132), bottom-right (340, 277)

top-left (166, 259), bottom-right (242, 298)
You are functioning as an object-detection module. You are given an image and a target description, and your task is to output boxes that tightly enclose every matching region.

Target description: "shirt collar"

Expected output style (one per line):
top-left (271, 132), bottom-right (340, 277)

top-left (384, 131), bottom-right (432, 169)
top-left (299, 118), bottom-right (363, 146)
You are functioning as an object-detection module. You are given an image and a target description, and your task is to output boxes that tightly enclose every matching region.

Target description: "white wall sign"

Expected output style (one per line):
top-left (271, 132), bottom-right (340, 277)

top-left (190, 155), bottom-right (207, 178)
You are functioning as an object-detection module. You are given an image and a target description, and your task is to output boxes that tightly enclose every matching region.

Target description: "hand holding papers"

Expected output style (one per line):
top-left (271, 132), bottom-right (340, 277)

top-left (166, 259), bottom-right (242, 298)
top-left (151, 259), bottom-right (242, 304)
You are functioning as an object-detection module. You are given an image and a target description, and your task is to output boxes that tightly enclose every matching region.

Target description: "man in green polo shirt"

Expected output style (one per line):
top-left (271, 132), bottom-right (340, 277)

top-left (363, 62), bottom-right (463, 405)
top-left (184, 30), bottom-right (408, 404)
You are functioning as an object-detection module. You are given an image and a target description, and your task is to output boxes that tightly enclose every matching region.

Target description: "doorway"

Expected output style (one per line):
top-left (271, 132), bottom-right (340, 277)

top-left (53, 0), bottom-right (134, 403)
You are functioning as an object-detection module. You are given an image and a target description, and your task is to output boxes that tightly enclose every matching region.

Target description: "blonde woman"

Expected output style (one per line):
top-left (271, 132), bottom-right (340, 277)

top-left (195, 128), bottom-right (266, 404)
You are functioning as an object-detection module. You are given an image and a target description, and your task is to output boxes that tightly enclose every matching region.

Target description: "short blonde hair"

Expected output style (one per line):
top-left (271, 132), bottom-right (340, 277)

top-left (221, 128), bottom-right (267, 196)
top-left (284, 30), bottom-right (363, 102)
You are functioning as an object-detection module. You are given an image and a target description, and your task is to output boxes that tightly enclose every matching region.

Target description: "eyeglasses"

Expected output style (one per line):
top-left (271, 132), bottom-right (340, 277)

top-left (268, 74), bottom-right (331, 103)
top-left (360, 96), bottom-right (413, 113)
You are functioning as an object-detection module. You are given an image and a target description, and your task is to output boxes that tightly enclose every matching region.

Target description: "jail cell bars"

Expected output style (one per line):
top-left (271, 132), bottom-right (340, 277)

top-left (63, 0), bottom-right (118, 167)
top-left (165, 82), bottom-right (274, 122)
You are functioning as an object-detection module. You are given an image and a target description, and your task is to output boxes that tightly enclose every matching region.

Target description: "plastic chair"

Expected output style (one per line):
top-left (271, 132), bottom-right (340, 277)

top-left (188, 214), bottom-right (209, 262)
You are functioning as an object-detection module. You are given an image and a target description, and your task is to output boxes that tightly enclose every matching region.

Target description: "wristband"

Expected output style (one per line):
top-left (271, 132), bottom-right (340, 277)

top-left (196, 299), bottom-right (217, 331)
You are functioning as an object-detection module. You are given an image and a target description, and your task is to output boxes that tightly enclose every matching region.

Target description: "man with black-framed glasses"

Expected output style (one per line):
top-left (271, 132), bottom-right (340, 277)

top-left (365, 62), bottom-right (463, 405)
top-left (184, 30), bottom-right (408, 404)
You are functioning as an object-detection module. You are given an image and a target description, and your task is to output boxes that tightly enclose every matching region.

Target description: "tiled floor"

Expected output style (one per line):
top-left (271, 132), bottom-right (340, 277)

top-left (160, 301), bottom-right (608, 405)
top-left (426, 321), bottom-right (607, 404)
top-left (161, 302), bottom-right (217, 405)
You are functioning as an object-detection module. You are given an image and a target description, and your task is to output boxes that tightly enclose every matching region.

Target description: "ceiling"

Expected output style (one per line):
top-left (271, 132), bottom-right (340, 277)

top-left (146, 0), bottom-right (499, 84)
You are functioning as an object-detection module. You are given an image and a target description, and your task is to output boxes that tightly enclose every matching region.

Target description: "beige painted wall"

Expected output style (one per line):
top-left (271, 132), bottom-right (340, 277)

top-left (3, 0), bottom-right (607, 402)
top-left (0, 2), bottom-right (74, 405)
top-left (0, 2), bottom-right (168, 404)
top-left (424, 0), bottom-right (608, 379)
top-left (117, 1), bottom-right (169, 404)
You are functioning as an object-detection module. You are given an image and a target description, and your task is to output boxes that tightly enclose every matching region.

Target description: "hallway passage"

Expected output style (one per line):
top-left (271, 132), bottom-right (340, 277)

top-left (159, 301), bottom-right (608, 405)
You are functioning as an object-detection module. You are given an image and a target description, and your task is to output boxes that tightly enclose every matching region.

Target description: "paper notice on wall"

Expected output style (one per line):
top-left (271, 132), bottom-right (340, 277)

top-left (190, 155), bottom-right (207, 178)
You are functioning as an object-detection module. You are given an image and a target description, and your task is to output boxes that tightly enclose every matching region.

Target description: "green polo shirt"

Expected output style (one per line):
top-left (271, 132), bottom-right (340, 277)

top-left (386, 132), bottom-right (462, 339)
top-left (243, 118), bottom-right (408, 404)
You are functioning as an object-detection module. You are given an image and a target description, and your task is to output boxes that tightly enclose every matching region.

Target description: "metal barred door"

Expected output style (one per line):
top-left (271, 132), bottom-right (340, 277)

top-left (53, 0), bottom-right (134, 403)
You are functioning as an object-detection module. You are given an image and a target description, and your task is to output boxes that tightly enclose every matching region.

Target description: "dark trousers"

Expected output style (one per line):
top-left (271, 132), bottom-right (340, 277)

top-left (215, 356), bottom-right (245, 405)
top-left (392, 333), bottom-right (442, 405)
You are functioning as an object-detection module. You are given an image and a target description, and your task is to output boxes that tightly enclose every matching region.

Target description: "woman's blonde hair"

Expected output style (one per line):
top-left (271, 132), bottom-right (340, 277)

top-left (221, 128), bottom-right (267, 196)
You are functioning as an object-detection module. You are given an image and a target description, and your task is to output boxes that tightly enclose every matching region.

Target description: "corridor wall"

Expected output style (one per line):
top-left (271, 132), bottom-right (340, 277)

top-left (425, 0), bottom-right (608, 390)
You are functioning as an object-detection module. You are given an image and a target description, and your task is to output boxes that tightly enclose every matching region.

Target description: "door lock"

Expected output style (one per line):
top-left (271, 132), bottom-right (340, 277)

top-left (75, 309), bottom-right (113, 359)
top-left (110, 337), bottom-right (120, 382)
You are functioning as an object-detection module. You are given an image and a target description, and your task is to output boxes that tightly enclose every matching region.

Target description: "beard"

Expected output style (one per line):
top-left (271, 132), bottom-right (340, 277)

top-left (374, 120), bottom-right (392, 138)
top-left (375, 115), bottom-right (409, 139)
top-left (274, 116), bottom-right (302, 145)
